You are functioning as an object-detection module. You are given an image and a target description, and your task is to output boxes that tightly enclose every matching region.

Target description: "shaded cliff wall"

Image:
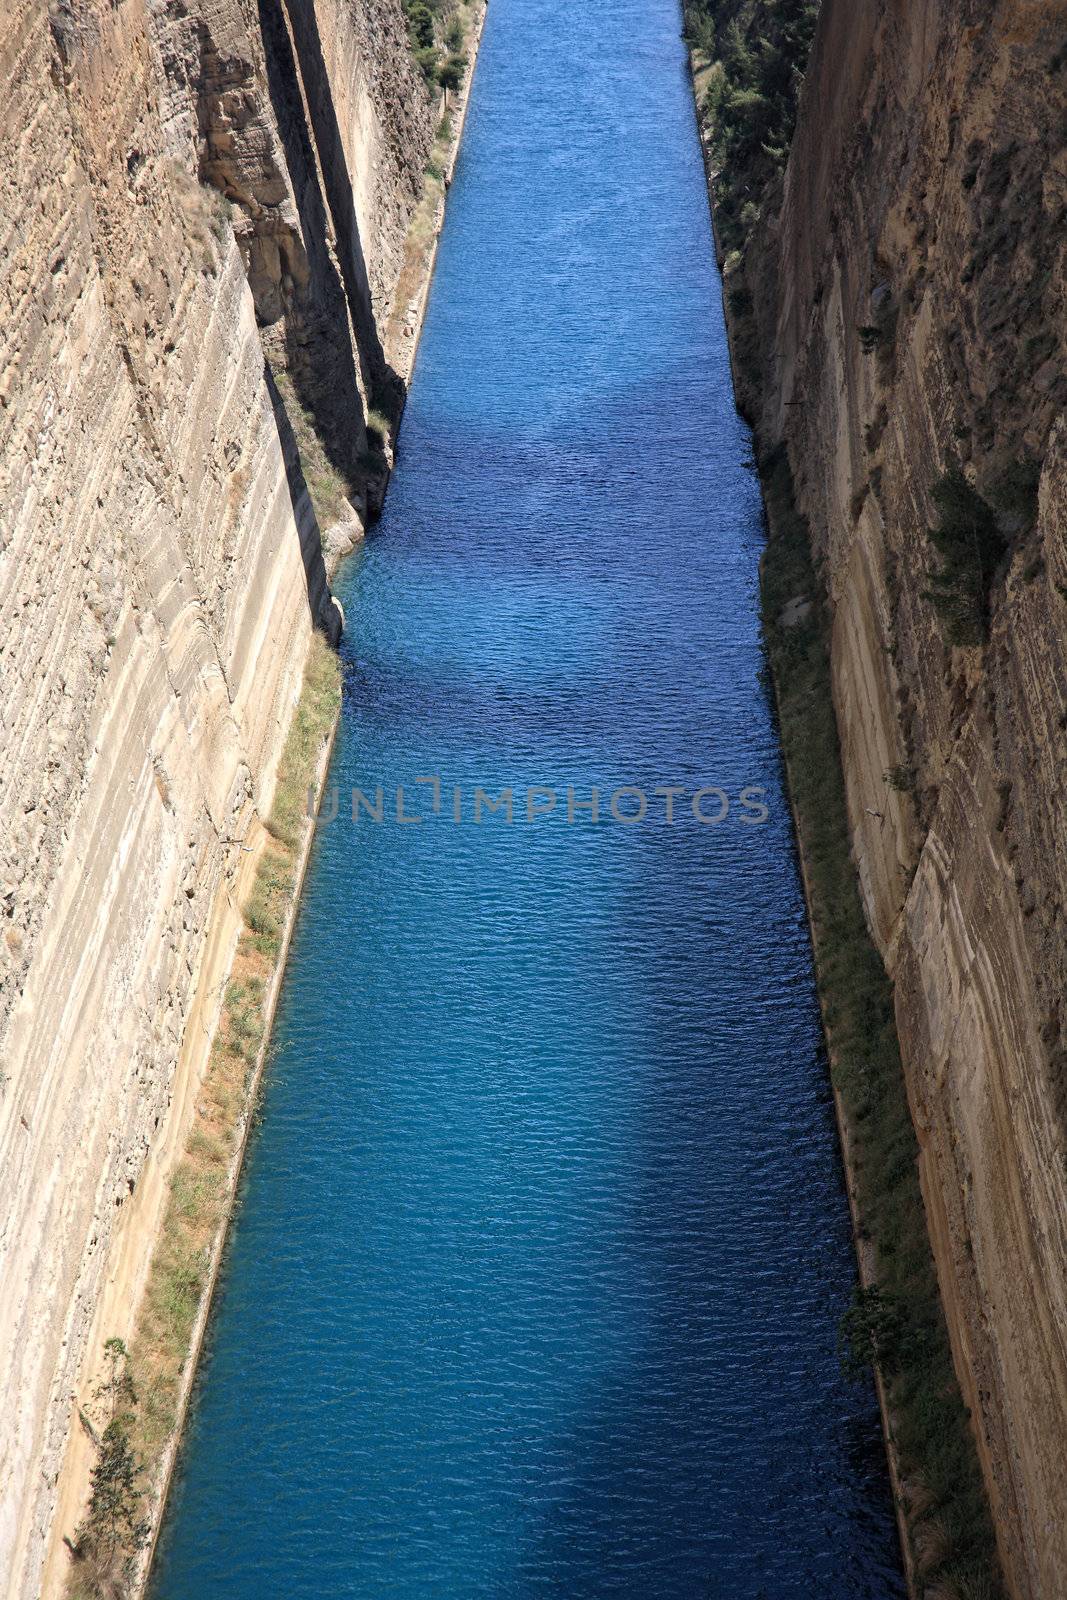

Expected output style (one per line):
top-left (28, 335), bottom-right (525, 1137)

top-left (0, 1), bottom-right (430, 1593)
top-left (743, 2), bottom-right (1067, 1594)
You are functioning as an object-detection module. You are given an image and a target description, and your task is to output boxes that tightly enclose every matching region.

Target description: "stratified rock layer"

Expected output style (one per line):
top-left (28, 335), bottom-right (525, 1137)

top-left (0, 2), bottom-right (431, 1593)
top-left (743, 3), bottom-right (1067, 1594)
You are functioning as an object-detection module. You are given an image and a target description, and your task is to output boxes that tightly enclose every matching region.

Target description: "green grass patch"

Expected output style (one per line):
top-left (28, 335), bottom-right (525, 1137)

top-left (266, 636), bottom-right (341, 848)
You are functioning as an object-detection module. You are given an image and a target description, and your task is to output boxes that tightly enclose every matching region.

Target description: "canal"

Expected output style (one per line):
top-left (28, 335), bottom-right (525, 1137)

top-left (151, 0), bottom-right (905, 1593)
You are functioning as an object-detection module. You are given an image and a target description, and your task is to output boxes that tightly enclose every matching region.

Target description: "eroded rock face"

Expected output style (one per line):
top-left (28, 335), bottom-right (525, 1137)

top-left (746, 2), bottom-right (1067, 1593)
top-left (0, 1), bottom-right (430, 1592)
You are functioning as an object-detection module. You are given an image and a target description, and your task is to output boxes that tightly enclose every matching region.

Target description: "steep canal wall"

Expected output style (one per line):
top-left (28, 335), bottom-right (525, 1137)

top-left (689, 1), bottom-right (1067, 1596)
top-left (0, 1), bottom-right (481, 1593)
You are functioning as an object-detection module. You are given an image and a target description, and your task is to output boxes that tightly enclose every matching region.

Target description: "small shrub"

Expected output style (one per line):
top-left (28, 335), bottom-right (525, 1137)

top-left (702, 59), bottom-right (727, 119)
top-left (245, 889), bottom-right (279, 939)
top-left (683, 4), bottom-right (716, 55)
top-left (70, 1341), bottom-right (148, 1593)
top-left (414, 45), bottom-right (440, 83)
top-left (839, 1283), bottom-right (906, 1380)
top-left (885, 764), bottom-right (915, 793)
top-left (738, 198), bottom-right (760, 234)
top-left (370, 380), bottom-right (404, 427)
top-left (403, 0), bottom-right (435, 47)
top-left (923, 468), bottom-right (1005, 645)
top-left (364, 408), bottom-right (391, 447)
top-left (437, 53), bottom-right (466, 94)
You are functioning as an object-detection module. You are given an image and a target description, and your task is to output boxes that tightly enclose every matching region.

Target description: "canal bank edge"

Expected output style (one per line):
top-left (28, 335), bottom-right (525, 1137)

top-left (685, 43), bottom-right (1002, 1600)
top-left (55, 22), bottom-right (488, 1599)
top-left (126, 638), bottom-right (342, 1598)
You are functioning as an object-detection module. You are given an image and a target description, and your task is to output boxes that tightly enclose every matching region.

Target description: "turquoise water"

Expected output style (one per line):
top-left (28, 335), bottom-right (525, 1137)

top-left (151, 0), bottom-right (905, 1594)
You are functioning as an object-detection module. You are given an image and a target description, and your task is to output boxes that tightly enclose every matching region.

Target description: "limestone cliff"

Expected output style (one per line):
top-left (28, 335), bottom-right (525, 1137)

top-left (0, 1), bottom-right (432, 1593)
top-left (737, 2), bottom-right (1067, 1594)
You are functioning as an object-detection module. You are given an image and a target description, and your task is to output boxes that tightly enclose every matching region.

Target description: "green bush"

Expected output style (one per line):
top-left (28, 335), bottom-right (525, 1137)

top-left (923, 468), bottom-right (1006, 645)
top-left (414, 44), bottom-right (440, 83)
top-left (71, 1341), bottom-right (148, 1593)
top-left (839, 1284), bottom-right (906, 1381)
top-left (683, 6), bottom-right (717, 56)
top-left (403, 0), bottom-right (435, 48)
top-left (884, 764), bottom-right (915, 793)
top-left (438, 53), bottom-right (466, 93)
top-left (689, 0), bottom-right (820, 255)
top-left (364, 408), bottom-right (391, 449)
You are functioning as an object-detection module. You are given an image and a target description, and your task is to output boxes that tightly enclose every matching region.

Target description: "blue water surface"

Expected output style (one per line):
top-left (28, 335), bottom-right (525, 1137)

top-left (151, 0), bottom-right (905, 1594)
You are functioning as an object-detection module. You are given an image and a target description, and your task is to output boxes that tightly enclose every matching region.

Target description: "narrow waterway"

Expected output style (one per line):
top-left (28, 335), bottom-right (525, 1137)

top-left (152, 0), bottom-right (905, 1594)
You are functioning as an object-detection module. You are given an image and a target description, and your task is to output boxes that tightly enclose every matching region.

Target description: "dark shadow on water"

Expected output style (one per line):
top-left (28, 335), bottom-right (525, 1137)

top-left (501, 1369), bottom-right (902, 1600)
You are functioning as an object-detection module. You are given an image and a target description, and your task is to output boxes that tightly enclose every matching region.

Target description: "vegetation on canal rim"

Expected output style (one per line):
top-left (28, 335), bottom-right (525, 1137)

top-left (68, 1341), bottom-right (148, 1598)
top-left (67, 635), bottom-right (341, 1599)
top-left (758, 438), bottom-right (1003, 1598)
top-left (402, 0), bottom-right (469, 90)
top-left (684, 0), bottom-right (820, 256)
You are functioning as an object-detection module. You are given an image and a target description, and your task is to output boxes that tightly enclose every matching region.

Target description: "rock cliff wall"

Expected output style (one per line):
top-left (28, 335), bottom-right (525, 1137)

top-left (0, 2), bottom-right (431, 1593)
top-left (742, 2), bottom-right (1067, 1593)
